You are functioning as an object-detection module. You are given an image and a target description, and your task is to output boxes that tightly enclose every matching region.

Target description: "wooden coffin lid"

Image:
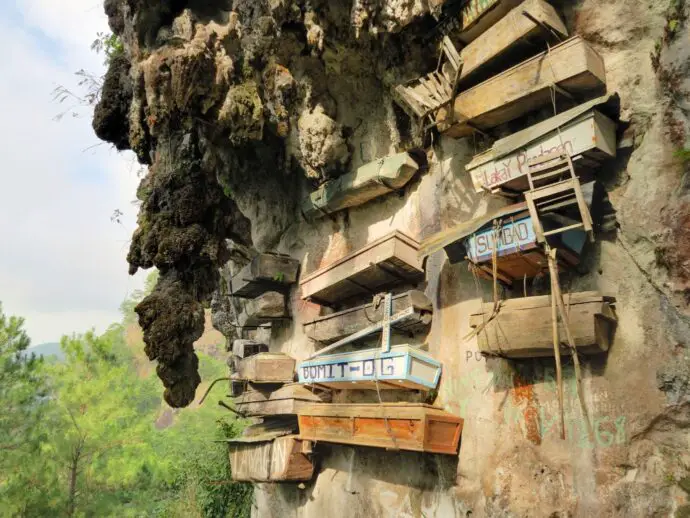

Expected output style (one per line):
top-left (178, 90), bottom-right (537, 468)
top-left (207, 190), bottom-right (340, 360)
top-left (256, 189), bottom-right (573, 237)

top-left (234, 383), bottom-right (331, 406)
top-left (298, 403), bottom-right (461, 422)
top-left (469, 291), bottom-right (616, 317)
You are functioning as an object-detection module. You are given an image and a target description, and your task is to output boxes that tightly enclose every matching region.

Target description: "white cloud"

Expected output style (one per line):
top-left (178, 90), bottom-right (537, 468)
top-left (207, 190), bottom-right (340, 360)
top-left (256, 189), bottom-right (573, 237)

top-left (0, 1), bottom-right (146, 344)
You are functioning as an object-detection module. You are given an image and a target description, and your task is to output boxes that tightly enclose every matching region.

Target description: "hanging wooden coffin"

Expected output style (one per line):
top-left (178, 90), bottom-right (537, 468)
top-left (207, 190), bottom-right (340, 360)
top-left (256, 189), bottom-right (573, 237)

top-left (237, 292), bottom-right (289, 328)
top-left (469, 291), bottom-right (617, 358)
top-left (466, 96), bottom-right (618, 193)
top-left (438, 35), bottom-right (607, 138)
top-left (302, 150), bottom-right (426, 221)
top-left (304, 290), bottom-right (432, 344)
top-left (236, 353), bottom-right (295, 384)
top-left (457, 0), bottom-right (523, 44)
top-left (232, 339), bottom-right (269, 359)
top-left (297, 345), bottom-right (441, 390)
top-left (458, 0), bottom-right (568, 87)
top-left (230, 253), bottom-right (300, 298)
top-left (228, 435), bottom-right (314, 482)
top-left (300, 231), bottom-right (424, 306)
top-left (298, 403), bottom-right (463, 455)
top-left (234, 383), bottom-right (331, 417)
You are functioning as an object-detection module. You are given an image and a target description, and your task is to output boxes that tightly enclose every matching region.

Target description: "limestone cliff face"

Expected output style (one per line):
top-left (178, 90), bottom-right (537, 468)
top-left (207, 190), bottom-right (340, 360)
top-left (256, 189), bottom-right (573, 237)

top-left (94, 0), bottom-right (690, 516)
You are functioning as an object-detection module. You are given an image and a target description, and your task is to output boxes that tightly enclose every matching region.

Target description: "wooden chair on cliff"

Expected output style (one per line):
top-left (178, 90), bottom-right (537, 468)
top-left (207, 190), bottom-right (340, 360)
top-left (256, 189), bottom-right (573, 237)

top-left (392, 36), bottom-right (463, 133)
top-left (524, 150), bottom-right (594, 244)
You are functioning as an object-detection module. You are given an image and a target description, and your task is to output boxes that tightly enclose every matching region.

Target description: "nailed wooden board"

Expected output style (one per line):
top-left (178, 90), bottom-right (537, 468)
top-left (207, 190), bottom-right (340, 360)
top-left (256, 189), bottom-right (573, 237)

top-left (228, 435), bottom-right (314, 482)
top-left (237, 292), bottom-right (288, 328)
top-left (303, 290), bottom-right (433, 344)
top-left (234, 384), bottom-right (331, 417)
top-left (302, 150), bottom-right (426, 220)
top-left (298, 403), bottom-right (463, 455)
top-left (439, 35), bottom-right (607, 138)
top-left (299, 231), bottom-right (425, 306)
top-left (230, 254), bottom-right (300, 299)
top-left (297, 344), bottom-right (442, 391)
top-left (236, 353), bottom-right (295, 384)
top-left (459, 0), bottom-right (568, 87)
top-left (469, 291), bottom-right (617, 358)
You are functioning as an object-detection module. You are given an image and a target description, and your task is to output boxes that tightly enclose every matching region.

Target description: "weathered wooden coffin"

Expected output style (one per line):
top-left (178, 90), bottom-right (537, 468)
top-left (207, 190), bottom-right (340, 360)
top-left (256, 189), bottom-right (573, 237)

top-left (466, 95), bottom-right (618, 193)
top-left (297, 344), bottom-right (441, 390)
top-left (298, 403), bottom-right (463, 455)
top-left (469, 291), bottom-right (617, 358)
top-left (439, 35), bottom-right (607, 138)
top-left (458, 0), bottom-right (568, 87)
top-left (458, 0), bottom-right (523, 44)
top-left (228, 435), bottom-right (314, 482)
top-left (234, 383), bottom-right (331, 417)
top-left (232, 339), bottom-right (269, 358)
top-left (302, 150), bottom-right (426, 220)
top-left (230, 253), bottom-right (300, 298)
top-left (237, 292), bottom-right (288, 328)
top-left (300, 231), bottom-right (424, 306)
top-left (236, 353), bottom-right (295, 384)
top-left (303, 290), bottom-right (432, 344)
top-left (418, 184), bottom-right (602, 284)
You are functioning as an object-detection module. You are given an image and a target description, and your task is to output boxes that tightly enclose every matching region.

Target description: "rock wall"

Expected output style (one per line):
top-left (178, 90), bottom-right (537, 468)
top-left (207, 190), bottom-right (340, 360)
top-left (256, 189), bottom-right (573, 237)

top-left (94, 0), bottom-right (690, 516)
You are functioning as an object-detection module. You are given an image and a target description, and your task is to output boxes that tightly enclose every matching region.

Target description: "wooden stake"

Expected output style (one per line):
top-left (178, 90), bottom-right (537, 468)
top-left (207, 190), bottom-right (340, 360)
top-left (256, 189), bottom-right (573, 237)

top-left (547, 248), bottom-right (566, 440)
top-left (549, 248), bottom-right (595, 443)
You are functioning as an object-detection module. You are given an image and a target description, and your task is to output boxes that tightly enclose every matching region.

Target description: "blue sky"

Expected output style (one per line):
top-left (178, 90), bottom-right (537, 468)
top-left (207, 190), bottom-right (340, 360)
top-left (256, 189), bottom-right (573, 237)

top-left (0, 0), bottom-right (146, 343)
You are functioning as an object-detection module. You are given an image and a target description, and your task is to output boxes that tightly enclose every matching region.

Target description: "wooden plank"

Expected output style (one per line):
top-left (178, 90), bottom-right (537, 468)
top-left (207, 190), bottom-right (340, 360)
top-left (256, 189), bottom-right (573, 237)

top-left (234, 384), bottom-right (331, 417)
top-left (300, 231), bottom-right (425, 306)
top-left (459, 0), bottom-right (523, 44)
top-left (297, 344), bottom-right (441, 391)
top-left (439, 35), bottom-right (607, 138)
top-left (230, 253), bottom-right (300, 298)
top-left (236, 353), bottom-right (295, 384)
top-left (237, 292), bottom-right (288, 328)
top-left (229, 436), bottom-right (314, 482)
top-left (304, 290), bottom-right (432, 344)
top-left (469, 292), bottom-right (617, 358)
top-left (458, 0), bottom-right (568, 87)
top-left (298, 403), bottom-right (462, 455)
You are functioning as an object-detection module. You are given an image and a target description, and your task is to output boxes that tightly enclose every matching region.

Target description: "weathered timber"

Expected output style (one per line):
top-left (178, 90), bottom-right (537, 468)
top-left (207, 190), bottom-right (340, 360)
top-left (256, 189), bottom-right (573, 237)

top-left (303, 290), bottom-right (433, 344)
top-left (236, 353), bottom-right (295, 384)
top-left (438, 35), bottom-right (607, 138)
top-left (234, 383), bottom-right (331, 417)
top-left (469, 292), bottom-right (617, 358)
top-left (458, 0), bottom-right (568, 87)
top-left (300, 231), bottom-right (424, 306)
top-left (228, 435), bottom-right (314, 482)
top-left (466, 96), bottom-right (618, 193)
top-left (237, 292), bottom-right (288, 328)
top-left (458, 0), bottom-right (523, 43)
top-left (232, 339), bottom-right (269, 359)
top-left (297, 344), bottom-right (441, 390)
top-left (298, 403), bottom-right (463, 455)
top-left (230, 253), bottom-right (300, 298)
top-left (302, 150), bottom-right (427, 220)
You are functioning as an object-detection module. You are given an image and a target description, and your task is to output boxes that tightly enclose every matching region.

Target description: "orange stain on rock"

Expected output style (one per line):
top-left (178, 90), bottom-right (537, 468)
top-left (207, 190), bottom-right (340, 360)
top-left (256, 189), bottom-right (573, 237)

top-left (511, 373), bottom-right (542, 445)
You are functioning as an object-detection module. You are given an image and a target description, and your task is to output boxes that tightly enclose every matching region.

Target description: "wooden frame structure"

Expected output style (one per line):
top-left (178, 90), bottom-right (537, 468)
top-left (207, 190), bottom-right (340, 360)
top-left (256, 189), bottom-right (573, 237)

top-left (300, 231), bottom-right (424, 306)
top-left (438, 35), bottom-right (607, 138)
top-left (469, 291), bottom-right (617, 358)
top-left (298, 403), bottom-right (463, 455)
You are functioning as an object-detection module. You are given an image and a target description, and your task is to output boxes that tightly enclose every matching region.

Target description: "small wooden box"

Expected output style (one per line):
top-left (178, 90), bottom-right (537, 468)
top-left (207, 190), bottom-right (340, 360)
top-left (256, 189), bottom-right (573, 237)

top-left (228, 435), bottom-right (314, 482)
top-left (298, 403), bottom-right (463, 455)
top-left (237, 353), bottom-right (295, 384)
top-left (234, 384), bottom-right (331, 417)
top-left (300, 231), bottom-right (424, 306)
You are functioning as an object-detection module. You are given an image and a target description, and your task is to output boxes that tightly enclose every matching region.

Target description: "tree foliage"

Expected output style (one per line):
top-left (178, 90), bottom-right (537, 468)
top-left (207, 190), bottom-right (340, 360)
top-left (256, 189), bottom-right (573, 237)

top-left (0, 296), bottom-right (252, 517)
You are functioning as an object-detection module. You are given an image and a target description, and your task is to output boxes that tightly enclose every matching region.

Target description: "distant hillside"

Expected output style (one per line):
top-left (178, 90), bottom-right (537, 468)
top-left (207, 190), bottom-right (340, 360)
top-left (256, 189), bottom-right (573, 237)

top-left (28, 342), bottom-right (65, 361)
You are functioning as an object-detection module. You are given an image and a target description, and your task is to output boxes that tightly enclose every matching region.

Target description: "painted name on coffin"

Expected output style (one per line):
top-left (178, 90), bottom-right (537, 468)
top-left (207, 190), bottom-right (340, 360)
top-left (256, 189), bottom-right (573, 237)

top-left (299, 356), bottom-right (405, 384)
top-left (465, 217), bottom-right (536, 263)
